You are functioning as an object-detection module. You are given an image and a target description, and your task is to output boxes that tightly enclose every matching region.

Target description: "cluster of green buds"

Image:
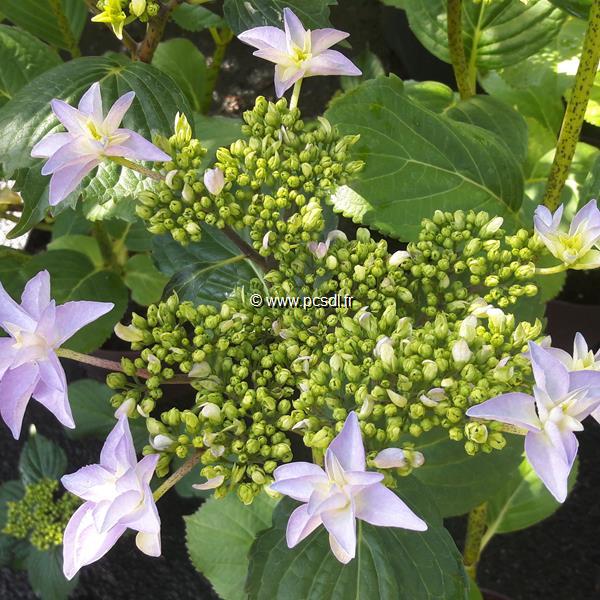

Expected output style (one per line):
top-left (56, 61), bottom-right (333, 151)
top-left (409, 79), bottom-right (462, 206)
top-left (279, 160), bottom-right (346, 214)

top-left (3, 479), bottom-right (80, 551)
top-left (136, 98), bottom-right (363, 254)
top-left (92, 0), bottom-right (159, 39)
top-left (110, 210), bottom-right (545, 501)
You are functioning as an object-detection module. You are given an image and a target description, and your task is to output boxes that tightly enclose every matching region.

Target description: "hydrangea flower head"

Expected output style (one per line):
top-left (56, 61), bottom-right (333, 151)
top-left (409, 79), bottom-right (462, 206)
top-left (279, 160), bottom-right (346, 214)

top-left (270, 412), bottom-right (427, 563)
top-left (533, 200), bottom-right (600, 270)
top-left (61, 416), bottom-right (161, 579)
top-left (31, 82), bottom-right (170, 206)
top-left (238, 8), bottom-right (361, 97)
top-left (0, 271), bottom-right (113, 439)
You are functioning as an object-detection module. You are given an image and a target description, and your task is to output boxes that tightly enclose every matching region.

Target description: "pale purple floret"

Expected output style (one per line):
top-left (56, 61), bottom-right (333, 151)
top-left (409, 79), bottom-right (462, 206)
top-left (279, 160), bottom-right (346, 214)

top-left (0, 270), bottom-right (113, 439)
top-left (270, 412), bottom-right (427, 563)
top-left (31, 82), bottom-right (171, 206)
top-left (466, 341), bottom-right (600, 502)
top-left (238, 8), bottom-right (361, 97)
top-left (61, 415), bottom-right (161, 580)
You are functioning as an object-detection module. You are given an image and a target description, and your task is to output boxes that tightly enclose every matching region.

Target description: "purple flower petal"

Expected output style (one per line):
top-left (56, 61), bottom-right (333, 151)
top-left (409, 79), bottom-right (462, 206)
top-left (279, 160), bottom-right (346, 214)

top-left (328, 533), bottom-right (353, 564)
top-left (105, 130), bottom-right (171, 162)
top-left (327, 411), bottom-right (366, 472)
top-left (136, 530), bottom-right (161, 556)
top-left (135, 454), bottom-right (160, 486)
top-left (0, 362), bottom-right (39, 439)
top-left (372, 448), bottom-right (407, 469)
top-left (94, 489), bottom-right (142, 533)
top-left (32, 353), bottom-right (75, 429)
top-left (103, 91), bottom-right (135, 132)
top-left (307, 488), bottom-right (347, 516)
top-left (0, 339), bottom-right (14, 380)
top-left (528, 342), bottom-right (570, 401)
top-left (321, 505), bottom-right (356, 561)
top-left (31, 132), bottom-right (72, 158)
top-left (354, 484), bottom-right (427, 531)
top-left (122, 490), bottom-right (161, 535)
top-left (253, 47), bottom-right (292, 65)
top-left (0, 280), bottom-right (36, 331)
top-left (53, 300), bottom-right (114, 346)
top-left (238, 26), bottom-right (287, 52)
top-left (78, 82), bottom-right (104, 123)
top-left (41, 138), bottom-right (98, 176)
top-left (524, 430), bottom-right (572, 503)
top-left (62, 502), bottom-right (126, 580)
top-left (271, 463), bottom-right (327, 502)
top-left (50, 99), bottom-right (87, 135)
top-left (49, 158), bottom-right (100, 206)
top-left (544, 420), bottom-right (578, 468)
top-left (61, 464), bottom-right (114, 502)
top-left (343, 471), bottom-right (384, 486)
top-left (286, 504), bottom-right (322, 548)
top-left (311, 29), bottom-right (350, 54)
top-left (307, 50), bottom-right (362, 77)
top-left (283, 8), bottom-right (306, 49)
top-left (100, 416), bottom-right (137, 474)
top-left (20, 271), bottom-right (51, 319)
top-left (274, 64), bottom-right (304, 97)
top-left (465, 392), bottom-right (541, 431)
top-left (570, 199), bottom-right (600, 234)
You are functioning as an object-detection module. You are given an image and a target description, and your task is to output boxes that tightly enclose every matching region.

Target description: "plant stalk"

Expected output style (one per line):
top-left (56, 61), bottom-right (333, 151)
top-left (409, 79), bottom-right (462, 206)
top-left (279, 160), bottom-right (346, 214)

top-left (109, 156), bottom-right (164, 181)
top-left (93, 222), bottom-right (120, 270)
top-left (138, 0), bottom-right (183, 63)
top-left (84, 0), bottom-right (139, 58)
top-left (463, 502), bottom-right (488, 579)
top-left (289, 78), bottom-right (304, 110)
top-left (202, 27), bottom-right (234, 113)
top-left (447, 0), bottom-right (475, 100)
top-left (535, 264), bottom-right (569, 276)
top-left (153, 452), bottom-right (201, 501)
top-left (223, 226), bottom-right (274, 271)
top-left (543, 0), bottom-right (600, 211)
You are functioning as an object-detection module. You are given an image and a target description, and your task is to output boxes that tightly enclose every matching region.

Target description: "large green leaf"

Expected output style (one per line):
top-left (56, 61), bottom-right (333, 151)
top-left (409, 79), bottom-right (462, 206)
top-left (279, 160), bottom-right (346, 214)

top-left (19, 433), bottom-right (67, 485)
top-left (404, 0), bottom-right (566, 69)
top-left (486, 457), bottom-right (578, 535)
top-left (171, 3), bottom-right (225, 31)
top-left (124, 253), bottom-right (169, 306)
top-left (409, 429), bottom-right (524, 517)
top-left (27, 546), bottom-right (78, 600)
top-left (326, 76), bottom-right (524, 240)
top-left (0, 245), bottom-right (31, 298)
top-left (404, 80), bottom-right (456, 113)
top-left (247, 481), bottom-right (469, 600)
top-left (223, 0), bottom-right (337, 34)
top-left (0, 56), bottom-right (192, 234)
top-left (581, 154), bottom-right (600, 205)
top-left (0, 25), bottom-right (61, 108)
top-left (0, 480), bottom-right (28, 569)
top-left (47, 234), bottom-right (103, 267)
top-left (153, 38), bottom-right (208, 113)
top-left (194, 113), bottom-right (243, 165)
top-left (66, 379), bottom-right (148, 450)
top-left (0, 0), bottom-right (86, 50)
top-left (23, 250), bottom-right (128, 353)
top-left (549, 0), bottom-right (592, 18)
top-left (185, 493), bottom-right (278, 600)
top-left (152, 228), bottom-right (258, 305)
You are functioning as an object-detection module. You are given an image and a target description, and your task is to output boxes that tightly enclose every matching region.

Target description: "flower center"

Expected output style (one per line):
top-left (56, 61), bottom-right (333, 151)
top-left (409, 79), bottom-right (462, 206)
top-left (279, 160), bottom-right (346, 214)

top-left (11, 328), bottom-right (50, 361)
top-left (557, 232), bottom-right (583, 262)
top-left (86, 120), bottom-right (107, 144)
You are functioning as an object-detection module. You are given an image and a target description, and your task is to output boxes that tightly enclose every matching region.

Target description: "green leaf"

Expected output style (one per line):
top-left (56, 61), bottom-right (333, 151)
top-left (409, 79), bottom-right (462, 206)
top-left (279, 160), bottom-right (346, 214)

top-left (47, 234), bottom-right (103, 267)
top-left (0, 25), bottom-right (61, 107)
top-left (171, 3), bottom-right (226, 31)
top-left (341, 48), bottom-right (386, 92)
top-left (247, 486), bottom-right (469, 600)
top-left (0, 480), bottom-right (27, 569)
top-left (581, 154), bottom-right (600, 205)
top-left (194, 113), bottom-right (243, 165)
top-left (404, 0), bottom-right (566, 69)
top-left (124, 253), bottom-right (169, 305)
top-left (446, 95), bottom-right (529, 166)
top-left (0, 0), bottom-right (86, 50)
top-left (23, 250), bottom-right (128, 353)
top-left (66, 379), bottom-right (148, 450)
top-left (0, 245), bottom-right (31, 298)
top-left (19, 432), bottom-right (67, 485)
top-left (153, 38), bottom-right (208, 113)
top-left (548, 0), bottom-right (592, 18)
top-left (51, 206), bottom-right (91, 238)
top-left (185, 493), bottom-right (278, 600)
top-left (27, 546), bottom-right (78, 600)
top-left (380, 0), bottom-right (406, 7)
top-left (0, 56), bottom-right (192, 233)
top-left (326, 76), bottom-right (524, 241)
top-left (223, 0), bottom-right (337, 34)
top-left (486, 457), bottom-right (578, 535)
top-left (408, 429), bottom-right (524, 517)
top-left (404, 80), bottom-right (456, 113)
top-left (152, 229), bottom-right (258, 305)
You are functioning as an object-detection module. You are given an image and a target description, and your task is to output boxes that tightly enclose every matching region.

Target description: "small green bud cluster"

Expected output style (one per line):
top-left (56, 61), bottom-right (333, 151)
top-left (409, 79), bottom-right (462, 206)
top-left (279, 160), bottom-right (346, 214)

top-left (136, 99), bottom-right (363, 253)
top-left (3, 479), bottom-right (80, 551)
top-left (112, 210), bottom-right (543, 500)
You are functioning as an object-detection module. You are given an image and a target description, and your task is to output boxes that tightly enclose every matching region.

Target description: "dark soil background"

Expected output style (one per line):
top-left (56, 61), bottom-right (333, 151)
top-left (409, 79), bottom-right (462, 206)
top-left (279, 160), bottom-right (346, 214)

top-left (2, 1), bottom-right (600, 599)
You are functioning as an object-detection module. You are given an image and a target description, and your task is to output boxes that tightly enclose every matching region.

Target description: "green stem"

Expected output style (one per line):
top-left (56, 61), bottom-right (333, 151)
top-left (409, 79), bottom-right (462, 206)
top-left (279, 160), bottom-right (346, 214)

top-left (223, 226), bottom-right (274, 271)
top-left (48, 0), bottom-right (80, 58)
top-left (447, 0), bottom-right (475, 100)
top-left (85, 0), bottom-right (139, 58)
top-left (202, 27), bottom-right (234, 113)
top-left (289, 78), bottom-right (304, 110)
top-left (93, 222), bottom-right (119, 270)
top-left (108, 156), bottom-right (164, 181)
top-left (543, 0), bottom-right (600, 211)
top-left (56, 348), bottom-right (189, 384)
top-left (463, 502), bottom-right (488, 579)
top-left (138, 0), bottom-right (183, 63)
top-left (153, 452), bottom-right (201, 501)
top-left (535, 264), bottom-right (569, 276)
